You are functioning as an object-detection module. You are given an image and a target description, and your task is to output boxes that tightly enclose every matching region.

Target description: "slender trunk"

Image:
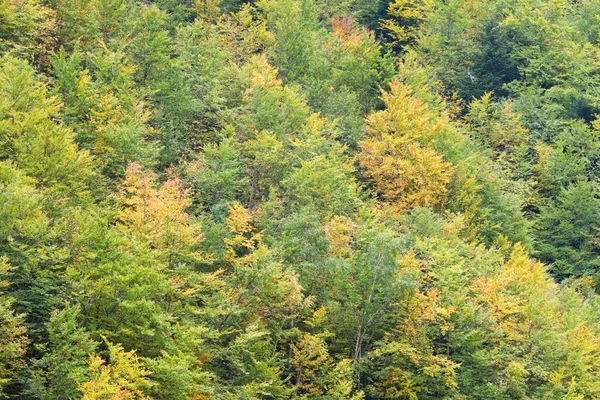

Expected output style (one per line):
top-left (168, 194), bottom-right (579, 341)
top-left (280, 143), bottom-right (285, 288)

top-left (354, 324), bottom-right (362, 361)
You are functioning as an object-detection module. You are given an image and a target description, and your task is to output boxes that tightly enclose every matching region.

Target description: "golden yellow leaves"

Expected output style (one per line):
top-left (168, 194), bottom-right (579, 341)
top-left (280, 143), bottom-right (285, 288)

top-left (471, 244), bottom-right (547, 343)
top-left (324, 216), bottom-right (354, 258)
top-left (117, 163), bottom-right (203, 263)
top-left (222, 202), bottom-right (306, 317)
top-left (380, 0), bottom-right (434, 49)
top-left (192, 0), bottom-right (222, 21)
top-left (80, 340), bottom-right (152, 400)
top-left (358, 81), bottom-right (454, 215)
top-left (291, 329), bottom-right (364, 400)
top-left (245, 55), bottom-right (281, 89)
top-left (291, 332), bottom-right (331, 389)
top-left (224, 201), bottom-right (263, 263)
top-left (466, 243), bottom-right (600, 396)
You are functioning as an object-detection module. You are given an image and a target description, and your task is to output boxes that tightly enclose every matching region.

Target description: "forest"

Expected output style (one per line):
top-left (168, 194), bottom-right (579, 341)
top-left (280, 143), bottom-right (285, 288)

top-left (2, 0), bottom-right (600, 398)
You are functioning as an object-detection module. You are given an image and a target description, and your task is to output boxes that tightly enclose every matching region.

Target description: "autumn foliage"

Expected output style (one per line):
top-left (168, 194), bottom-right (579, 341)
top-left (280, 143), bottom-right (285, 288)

top-left (2, 0), bottom-right (600, 399)
top-left (359, 81), bottom-right (454, 214)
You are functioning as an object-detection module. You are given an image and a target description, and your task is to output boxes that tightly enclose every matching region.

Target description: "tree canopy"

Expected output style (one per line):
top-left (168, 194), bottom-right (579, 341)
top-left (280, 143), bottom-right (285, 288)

top-left (2, 0), bottom-right (600, 398)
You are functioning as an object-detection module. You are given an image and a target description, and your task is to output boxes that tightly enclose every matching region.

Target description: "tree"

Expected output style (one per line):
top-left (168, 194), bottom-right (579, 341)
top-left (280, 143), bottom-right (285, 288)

top-left (51, 46), bottom-right (160, 179)
top-left (184, 135), bottom-right (249, 213)
top-left (358, 81), bottom-right (454, 214)
top-left (0, 54), bottom-right (96, 200)
top-left (380, 0), bottom-right (433, 52)
top-left (208, 202), bottom-right (303, 399)
top-left (26, 305), bottom-right (98, 399)
top-left (0, 161), bottom-right (59, 349)
top-left (117, 162), bottom-right (204, 267)
top-left (327, 226), bottom-right (408, 363)
top-left (328, 15), bottom-right (395, 114)
top-left (535, 180), bottom-right (600, 281)
top-left (79, 339), bottom-right (153, 400)
top-left (291, 331), bottom-right (364, 399)
top-left (0, 0), bottom-right (56, 65)
top-left (0, 258), bottom-right (28, 397)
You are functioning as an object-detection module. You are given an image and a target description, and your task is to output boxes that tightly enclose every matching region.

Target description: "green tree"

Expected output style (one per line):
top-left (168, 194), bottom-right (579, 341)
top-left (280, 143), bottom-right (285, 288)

top-left (0, 54), bottom-right (96, 199)
top-left (26, 305), bottom-right (98, 399)
top-left (184, 135), bottom-right (249, 213)
top-left (535, 181), bottom-right (600, 281)
top-left (0, 258), bottom-right (29, 397)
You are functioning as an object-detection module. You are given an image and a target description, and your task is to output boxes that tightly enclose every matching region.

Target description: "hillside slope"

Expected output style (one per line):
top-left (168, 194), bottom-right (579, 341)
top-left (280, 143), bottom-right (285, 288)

top-left (1, 0), bottom-right (600, 398)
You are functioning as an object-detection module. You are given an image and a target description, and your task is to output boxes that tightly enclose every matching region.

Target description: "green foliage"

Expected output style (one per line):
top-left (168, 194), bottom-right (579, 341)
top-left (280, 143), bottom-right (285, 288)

top-left (51, 47), bottom-right (160, 179)
top-left (0, 55), bottom-right (96, 199)
top-left (184, 136), bottom-right (249, 212)
top-left (0, 160), bottom-right (59, 349)
top-left (0, 0), bottom-right (56, 64)
top-left (0, 258), bottom-right (28, 397)
top-left (3, 0), bottom-right (600, 399)
top-left (535, 181), bottom-right (600, 281)
top-left (26, 305), bottom-right (97, 399)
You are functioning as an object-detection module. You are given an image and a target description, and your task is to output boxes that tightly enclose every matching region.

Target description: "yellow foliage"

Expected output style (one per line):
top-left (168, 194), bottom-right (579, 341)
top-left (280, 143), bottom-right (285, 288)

top-left (395, 251), bottom-right (457, 336)
top-left (276, 267), bottom-right (305, 309)
top-left (447, 173), bottom-right (483, 242)
top-left (218, 4), bottom-right (275, 64)
top-left (79, 340), bottom-right (152, 400)
top-left (224, 202), bottom-right (263, 263)
top-left (331, 15), bottom-right (364, 46)
top-left (490, 102), bottom-right (529, 152)
top-left (291, 332), bottom-right (331, 383)
top-left (463, 243), bottom-right (600, 396)
top-left (305, 305), bottom-right (328, 328)
top-left (292, 331), bottom-right (363, 399)
top-left (366, 81), bottom-right (441, 143)
top-left (324, 216), bottom-right (354, 257)
top-left (0, 0), bottom-right (57, 65)
top-left (380, 0), bottom-right (434, 48)
top-left (471, 244), bottom-right (554, 343)
top-left (117, 163), bottom-right (203, 263)
top-left (247, 55), bottom-right (281, 88)
top-left (330, 15), bottom-right (377, 60)
top-left (193, 0), bottom-right (222, 21)
top-left (467, 93), bottom-right (530, 174)
top-left (369, 340), bottom-right (459, 399)
top-left (358, 81), bottom-right (454, 214)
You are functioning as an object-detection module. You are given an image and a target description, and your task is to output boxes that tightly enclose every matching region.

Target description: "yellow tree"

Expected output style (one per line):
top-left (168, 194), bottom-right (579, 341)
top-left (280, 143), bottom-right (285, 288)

top-left (358, 81), bottom-right (454, 214)
top-left (380, 0), bottom-right (434, 51)
top-left (79, 340), bottom-right (152, 400)
top-left (224, 201), bottom-right (263, 265)
top-left (471, 244), bottom-right (600, 398)
top-left (291, 330), bottom-right (364, 400)
top-left (117, 162), bottom-right (204, 266)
